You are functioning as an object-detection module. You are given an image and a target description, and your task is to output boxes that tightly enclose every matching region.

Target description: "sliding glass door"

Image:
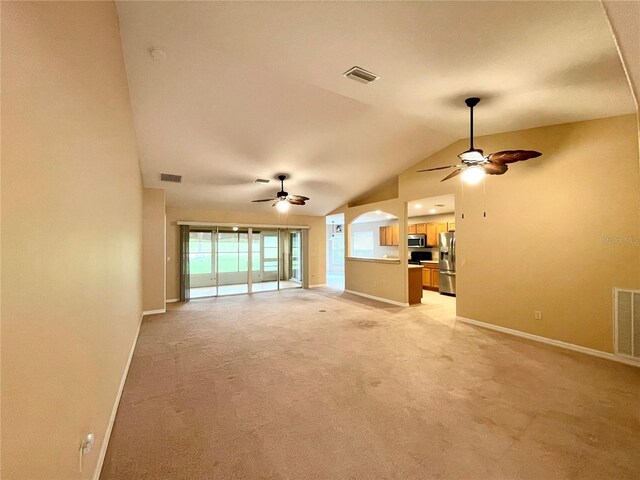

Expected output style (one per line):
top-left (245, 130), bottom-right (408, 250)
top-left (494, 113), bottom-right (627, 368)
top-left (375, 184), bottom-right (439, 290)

top-left (217, 229), bottom-right (249, 296)
top-left (187, 226), bottom-right (303, 298)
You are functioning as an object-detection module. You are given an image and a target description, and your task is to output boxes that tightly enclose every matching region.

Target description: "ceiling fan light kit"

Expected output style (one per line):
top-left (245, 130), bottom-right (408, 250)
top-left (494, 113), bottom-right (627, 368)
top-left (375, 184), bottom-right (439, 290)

top-left (252, 174), bottom-right (309, 211)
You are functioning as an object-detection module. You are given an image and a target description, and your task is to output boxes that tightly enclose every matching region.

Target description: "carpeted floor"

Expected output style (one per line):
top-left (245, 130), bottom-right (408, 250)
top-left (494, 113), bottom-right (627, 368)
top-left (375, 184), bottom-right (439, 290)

top-left (101, 288), bottom-right (640, 480)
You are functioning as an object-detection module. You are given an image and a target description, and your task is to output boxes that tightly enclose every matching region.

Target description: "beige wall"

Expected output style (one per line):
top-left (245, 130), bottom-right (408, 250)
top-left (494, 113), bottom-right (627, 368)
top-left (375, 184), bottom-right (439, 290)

top-left (400, 114), bottom-right (640, 352)
top-left (349, 176), bottom-right (399, 207)
top-left (345, 199), bottom-right (408, 305)
top-left (1, 3), bottom-right (143, 479)
top-left (165, 207), bottom-right (326, 299)
top-left (143, 189), bottom-right (166, 312)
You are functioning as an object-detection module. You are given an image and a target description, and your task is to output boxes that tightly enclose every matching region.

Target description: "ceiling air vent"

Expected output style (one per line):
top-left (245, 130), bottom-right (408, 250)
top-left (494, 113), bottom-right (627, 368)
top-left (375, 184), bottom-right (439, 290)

top-left (254, 178), bottom-right (270, 184)
top-left (343, 66), bottom-right (379, 84)
top-left (160, 173), bottom-right (182, 183)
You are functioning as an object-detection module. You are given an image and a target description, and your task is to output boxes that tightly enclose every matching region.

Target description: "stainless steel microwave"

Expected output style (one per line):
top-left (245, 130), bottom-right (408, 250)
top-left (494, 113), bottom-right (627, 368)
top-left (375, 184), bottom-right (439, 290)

top-left (408, 234), bottom-right (426, 248)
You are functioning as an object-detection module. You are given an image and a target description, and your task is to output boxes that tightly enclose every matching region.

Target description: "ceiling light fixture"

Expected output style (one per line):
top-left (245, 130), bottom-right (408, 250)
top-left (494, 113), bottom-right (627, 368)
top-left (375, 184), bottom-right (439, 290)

top-left (415, 204), bottom-right (422, 209)
top-left (461, 165), bottom-right (486, 185)
top-left (429, 208), bottom-right (437, 214)
top-left (276, 199), bottom-right (290, 213)
top-left (232, 226), bottom-right (239, 231)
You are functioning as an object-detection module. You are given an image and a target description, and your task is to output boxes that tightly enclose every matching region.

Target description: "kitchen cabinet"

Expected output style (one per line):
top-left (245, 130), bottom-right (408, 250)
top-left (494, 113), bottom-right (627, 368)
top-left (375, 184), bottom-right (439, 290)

top-left (392, 225), bottom-right (399, 246)
top-left (426, 223), bottom-right (437, 246)
top-left (422, 268), bottom-right (432, 288)
top-left (436, 222), bottom-right (447, 235)
top-left (385, 226), bottom-right (393, 246)
top-left (421, 262), bottom-right (439, 291)
top-left (431, 269), bottom-right (439, 288)
top-left (379, 225), bottom-right (400, 246)
top-left (448, 221), bottom-right (455, 232)
top-left (416, 223), bottom-right (427, 235)
top-left (408, 224), bottom-right (417, 234)
top-left (408, 267), bottom-right (423, 305)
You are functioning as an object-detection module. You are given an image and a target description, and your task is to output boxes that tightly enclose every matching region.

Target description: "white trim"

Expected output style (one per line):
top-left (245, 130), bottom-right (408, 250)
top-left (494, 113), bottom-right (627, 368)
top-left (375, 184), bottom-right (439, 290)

top-left (344, 289), bottom-right (408, 307)
top-left (143, 308), bottom-right (166, 316)
top-left (456, 316), bottom-right (640, 368)
top-left (310, 283), bottom-right (327, 288)
top-left (176, 221), bottom-right (310, 229)
top-left (93, 315), bottom-right (143, 480)
top-left (166, 298), bottom-right (179, 303)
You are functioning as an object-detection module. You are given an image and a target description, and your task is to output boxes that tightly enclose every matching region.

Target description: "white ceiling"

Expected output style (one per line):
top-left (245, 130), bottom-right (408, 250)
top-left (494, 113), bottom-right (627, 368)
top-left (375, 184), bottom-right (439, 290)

top-left (408, 194), bottom-right (455, 218)
top-left (116, 1), bottom-right (635, 216)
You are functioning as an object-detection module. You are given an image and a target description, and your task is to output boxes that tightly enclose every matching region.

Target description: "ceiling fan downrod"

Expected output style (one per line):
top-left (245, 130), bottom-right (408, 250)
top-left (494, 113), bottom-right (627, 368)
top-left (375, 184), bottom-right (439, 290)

top-left (465, 97), bottom-right (480, 150)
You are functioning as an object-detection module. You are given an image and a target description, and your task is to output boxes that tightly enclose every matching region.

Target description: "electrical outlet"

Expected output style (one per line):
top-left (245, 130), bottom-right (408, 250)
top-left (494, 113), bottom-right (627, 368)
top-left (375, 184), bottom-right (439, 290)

top-left (534, 311), bottom-right (542, 320)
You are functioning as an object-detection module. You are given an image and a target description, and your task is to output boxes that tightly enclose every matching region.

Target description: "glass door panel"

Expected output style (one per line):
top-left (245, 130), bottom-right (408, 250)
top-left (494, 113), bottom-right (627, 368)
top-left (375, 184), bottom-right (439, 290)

top-left (250, 229), bottom-right (279, 293)
top-left (279, 229), bottom-right (302, 290)
top-left (189, 230), bottom-right (217, 298)
top-left (217, 229), bottom-right (249, 296)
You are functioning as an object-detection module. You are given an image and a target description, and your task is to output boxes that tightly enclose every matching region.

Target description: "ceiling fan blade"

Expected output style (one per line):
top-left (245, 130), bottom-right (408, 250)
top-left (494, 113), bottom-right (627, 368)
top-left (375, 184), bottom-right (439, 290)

top-left (417, 164), bottom-right (460, 173)
top-left (483, 162), bottom-right (509, 175)
top-left (290, 195), bottom-right (309, 201)
top-left (252, 198), bottom-right (276, 202)
top-left (488, 150), bottom-right (541, 164)
top-left (441, 168), bottom-right (462, 182)
top-left (288, 198), bottom-right (306, 205)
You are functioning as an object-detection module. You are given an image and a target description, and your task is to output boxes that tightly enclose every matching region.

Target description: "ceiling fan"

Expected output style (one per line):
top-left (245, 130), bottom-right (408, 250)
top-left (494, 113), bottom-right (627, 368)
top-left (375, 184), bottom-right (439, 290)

top-left (418, 97), bottom-right (541, 183)
top-left (252, 174), bottom-right (309, 212)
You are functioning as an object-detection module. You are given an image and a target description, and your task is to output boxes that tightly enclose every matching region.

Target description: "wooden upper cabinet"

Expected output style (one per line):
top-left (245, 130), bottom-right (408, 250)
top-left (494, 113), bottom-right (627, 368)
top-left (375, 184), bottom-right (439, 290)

top-left (408, 224), bottom-right (417, 235)
top-left (385, 226), bottom-right (393, 246)
top-left (426, 223), bottom-right (437, 246)
top-left (379, 226), bottom-right (386, 246)
top-left (436, 223), bottom-right (447, 235)
top-left (448, 221), bottom-right (456, 232)
top-left (416, 223), bottom-right (427, 234)
top-left (392, 225), bottom-right (399, 246)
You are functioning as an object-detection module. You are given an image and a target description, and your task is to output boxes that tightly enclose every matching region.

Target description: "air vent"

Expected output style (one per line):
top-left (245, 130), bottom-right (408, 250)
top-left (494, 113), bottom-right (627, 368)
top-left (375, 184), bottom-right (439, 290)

top-left (435, 204), bottom-right (445, 207)
top-left (160, 173), bottom-right (182, 183)
top-left (343, 66), bottom-right (379, 84)
top-left (254, 178), bottom-right (270, 184)
top-left (614, 288), bottom-right (640, 359)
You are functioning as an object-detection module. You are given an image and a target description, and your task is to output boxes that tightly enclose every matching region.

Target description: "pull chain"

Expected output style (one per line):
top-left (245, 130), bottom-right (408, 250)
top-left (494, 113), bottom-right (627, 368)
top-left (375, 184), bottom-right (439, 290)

top-left (483, 175), bottom-right (487, 218)
top-left (461, 179), bottom-right (465, 219)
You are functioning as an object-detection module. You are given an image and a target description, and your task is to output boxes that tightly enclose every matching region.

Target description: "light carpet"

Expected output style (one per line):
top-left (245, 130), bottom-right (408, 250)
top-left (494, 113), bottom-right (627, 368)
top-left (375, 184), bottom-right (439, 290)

top-left (101, 288), bottom-right (640, 479)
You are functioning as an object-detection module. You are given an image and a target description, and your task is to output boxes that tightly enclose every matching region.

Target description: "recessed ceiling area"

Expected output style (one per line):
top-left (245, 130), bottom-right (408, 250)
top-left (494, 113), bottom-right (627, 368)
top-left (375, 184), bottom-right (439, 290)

top-left (409, 194), bottom-right (455, 218)
top-left (115, 2), bottom-right (635, 216)
top-left (352, 211), bottom-right (398, 224)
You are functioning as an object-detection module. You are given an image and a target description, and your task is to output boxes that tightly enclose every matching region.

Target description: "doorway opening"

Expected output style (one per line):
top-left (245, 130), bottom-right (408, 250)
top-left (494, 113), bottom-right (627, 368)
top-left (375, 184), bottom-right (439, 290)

top-left (326, 213), bottom-right (345, 290)
top-left (407, 194), bottom-right (457, 309)
top-left (184, 226), bottom-right (305, 299)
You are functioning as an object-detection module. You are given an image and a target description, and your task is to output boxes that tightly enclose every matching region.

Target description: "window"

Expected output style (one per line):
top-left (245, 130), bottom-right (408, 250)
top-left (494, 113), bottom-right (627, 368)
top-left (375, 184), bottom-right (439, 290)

top-left (352, 231), bottom-right (374, 258)
top-left (189, 231), bottom-right (212, 274)
top-left (217, 232), bottom-right (249, 273)
top-left (263, 234), bottom-right (278, 272)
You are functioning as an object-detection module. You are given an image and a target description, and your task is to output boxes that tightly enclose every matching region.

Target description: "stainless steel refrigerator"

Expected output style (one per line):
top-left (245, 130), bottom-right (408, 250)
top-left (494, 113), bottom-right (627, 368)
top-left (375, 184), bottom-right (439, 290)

top-left (438, 232), bottom-right (456, 296)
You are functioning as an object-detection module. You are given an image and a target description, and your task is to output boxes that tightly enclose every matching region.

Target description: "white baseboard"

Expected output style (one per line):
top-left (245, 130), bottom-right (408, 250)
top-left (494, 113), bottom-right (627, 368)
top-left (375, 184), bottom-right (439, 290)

top-left (165, 298), bottom-right (179, 303)
top-left (93, 314), bottom-right (143, 480)
top-left (143, 308), bottom-right (166, 316)
top-left (309, 283), bottom-right (326, 288)
top-left (456, 316), bottom-right (640, 368)
top-left (344, 289), bottom-right (408, 307)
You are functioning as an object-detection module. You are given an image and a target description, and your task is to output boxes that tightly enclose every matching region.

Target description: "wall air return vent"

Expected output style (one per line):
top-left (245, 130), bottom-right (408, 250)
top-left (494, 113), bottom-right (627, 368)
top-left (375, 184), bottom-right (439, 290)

top-left (160, 173), bottom-right (182, 183)
top-left (614, 288), bottom-right (640, 360)
top-left (343, 66), bottom-right (379, 84)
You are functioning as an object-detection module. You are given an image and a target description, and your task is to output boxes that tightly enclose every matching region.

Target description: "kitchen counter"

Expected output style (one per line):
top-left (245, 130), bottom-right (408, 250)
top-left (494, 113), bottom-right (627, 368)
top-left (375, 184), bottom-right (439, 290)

top-left (408, 264), bottom-right (424, 269)
top-left (420, 260), bottom-right (439, 264)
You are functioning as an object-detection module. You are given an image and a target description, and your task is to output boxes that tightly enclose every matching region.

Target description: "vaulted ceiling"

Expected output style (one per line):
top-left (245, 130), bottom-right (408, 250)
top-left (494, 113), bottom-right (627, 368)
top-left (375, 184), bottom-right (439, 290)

top-left (116, 1), bottom-right (635, 216)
